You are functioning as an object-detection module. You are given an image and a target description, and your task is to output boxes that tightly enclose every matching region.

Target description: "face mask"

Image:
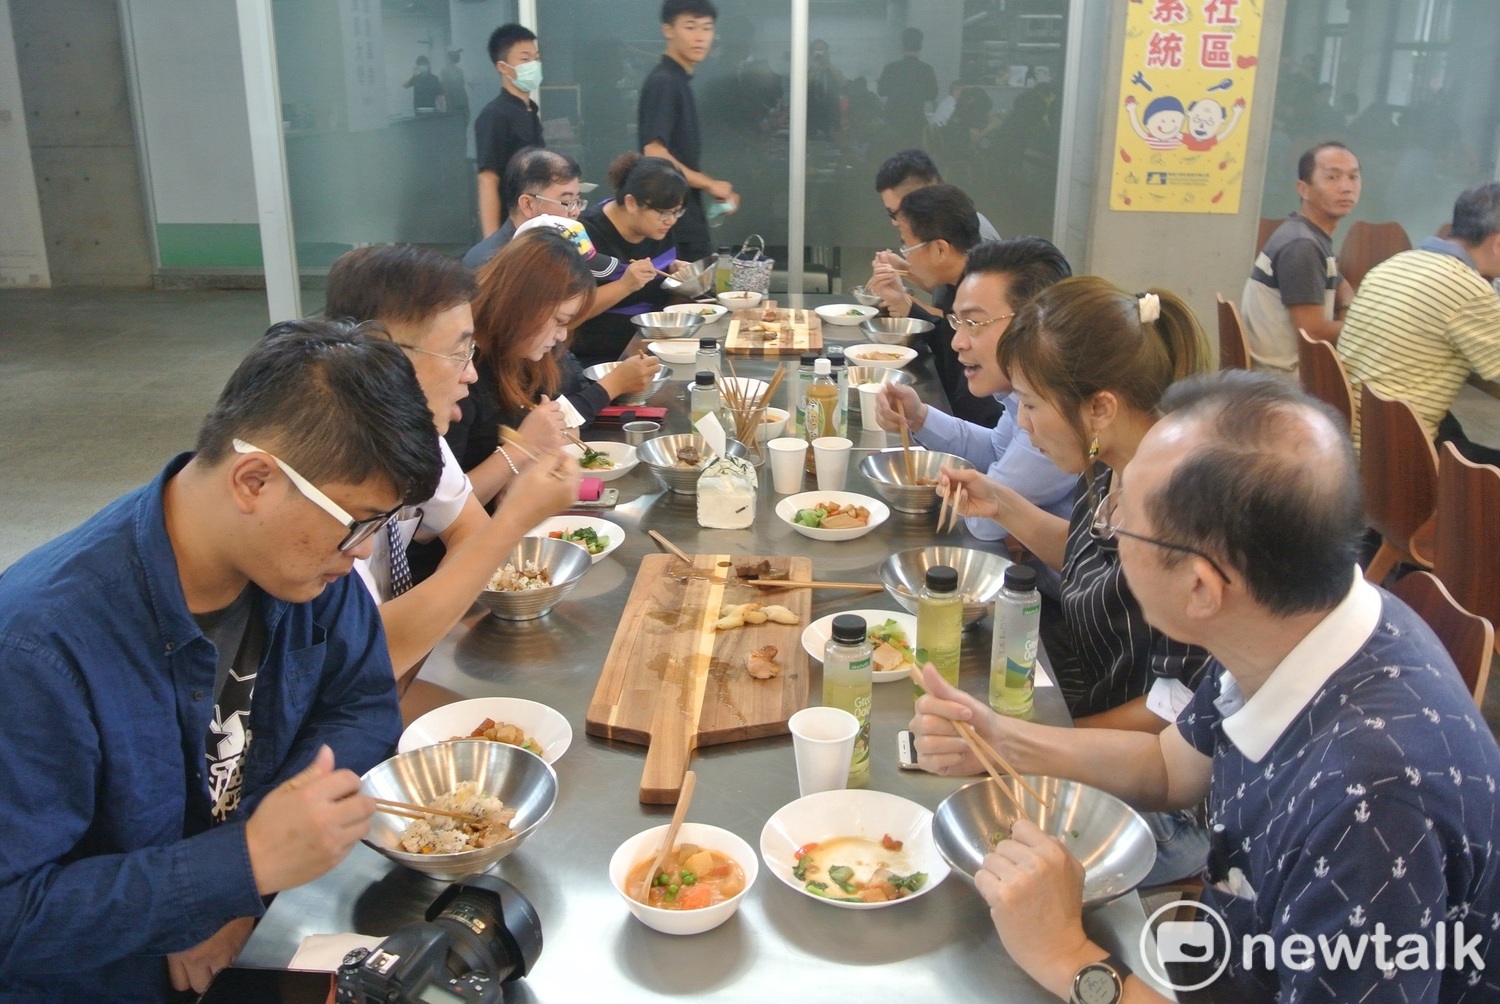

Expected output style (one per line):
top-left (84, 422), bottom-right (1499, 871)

top-left (511, 60), bottom-right (543, 93)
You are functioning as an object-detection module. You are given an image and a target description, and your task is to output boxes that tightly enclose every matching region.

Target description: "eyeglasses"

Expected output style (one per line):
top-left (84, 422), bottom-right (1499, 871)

top-left (649, 205), bottom-right (688, 223)
top-left (232, 439), bottom-right (405, 553)
top-left (898, 239), bottom-right (930, 257)
top-left (531, 193), bottom-right (588, 214)
top-left (395, 339), bottom-right (477, 367)
top-left (1090, 489), bottom-right (1232, 584)
top-left (945, 311), bottom-right (1014, 331)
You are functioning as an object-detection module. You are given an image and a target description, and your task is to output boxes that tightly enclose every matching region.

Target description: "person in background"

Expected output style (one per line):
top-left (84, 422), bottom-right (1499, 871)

top-left (1240, 142), bottom-right (1360, 372)
top-left (1338, 181), bottom-right (1500, 464)
top-left (573, 153), bottom-right (695, 367)
top-left (441, 49), bottom-right (468, 121)
top-left (807, 38), bottom-right (845, 138)
top-left (639, 0), bottom-right (738, 261)
top-left (465, 147), bottom-right (593, 269)
top-left (912, 372), bottom-right (1500, 1003)
top-left (403, 55), bottom-right (442, 114)
top-left (878, 27), bottom-right (938, 143)
top-left (874, 147), bottom-right (1001, 241)
top-left (867, 183), bottom-right (1000, 426)
top-left (0, 322), bottom-right (438, 1000)
top-left (475, 24), bottom-right (543, 236)
top-left (323, 245), bottom-right (578, 678)
top-left (928, 81), bottom-right (963, 129)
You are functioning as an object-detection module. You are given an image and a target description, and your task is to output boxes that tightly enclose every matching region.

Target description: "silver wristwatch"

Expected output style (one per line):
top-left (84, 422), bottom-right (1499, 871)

top-left (1070, 954), bottom-right (1132, 1004)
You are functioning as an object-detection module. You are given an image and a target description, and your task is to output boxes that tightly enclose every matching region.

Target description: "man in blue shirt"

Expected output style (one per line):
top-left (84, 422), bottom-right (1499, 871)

top-left (911, 372), bottom-right (1500, 1002)
top-left (0, 321), bottom-right (443, 1001)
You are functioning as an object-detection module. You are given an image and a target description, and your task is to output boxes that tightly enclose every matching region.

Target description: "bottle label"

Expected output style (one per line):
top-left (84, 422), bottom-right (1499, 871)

top-left (849, 655), bottom-right (872, 674)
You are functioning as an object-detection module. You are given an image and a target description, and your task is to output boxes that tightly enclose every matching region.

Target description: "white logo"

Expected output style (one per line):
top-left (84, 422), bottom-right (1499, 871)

top-left (1140, 900), bottom-right (1233, 992)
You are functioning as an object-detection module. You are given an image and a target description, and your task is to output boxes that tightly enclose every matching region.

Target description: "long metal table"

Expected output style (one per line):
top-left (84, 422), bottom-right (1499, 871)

top-left (239, 300), bottom-right (1172, 1000)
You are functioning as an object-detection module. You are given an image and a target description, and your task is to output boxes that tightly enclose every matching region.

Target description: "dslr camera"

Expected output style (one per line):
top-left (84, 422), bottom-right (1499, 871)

top-left (336, 875), bottom-right (541, 1004)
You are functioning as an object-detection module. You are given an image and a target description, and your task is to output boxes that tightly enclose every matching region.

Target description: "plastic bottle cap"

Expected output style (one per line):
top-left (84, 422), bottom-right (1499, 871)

top-left (695, 371), bottom-right (716, 386)
top-left (925, 565), bottom-right (959, 592)
top-left (1003, 565), bottom-right (1038, 591)
top-left (699, 337), bottom-right (717, 349)
top-left (827, 346), bottom-right (846, 361)
top-left (814, 358), bottom-right (832, 376)
top-left (799, 353), bottom-right (819, 366)
top-left (831, 614), bottom-right (867, 644)
top-left (829, 355), bottom-right (846, 369)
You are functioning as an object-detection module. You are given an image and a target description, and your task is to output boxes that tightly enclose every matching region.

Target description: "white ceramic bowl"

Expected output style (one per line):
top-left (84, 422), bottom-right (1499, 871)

top-left (527, 515), bottom-right (625, 564)
top-left (720, 377), bottom-right (772, 409)
top-left (565, 441), bottom-right (637, 483)
top-left (759, 789), bottom-right (949, 910)
top-left (665, 302), bottom-right (728, 324)
top-left (815, 304), bottom-right (880, 327)
top-left (717, 290), bottom-right (765, 310)
top-left (755, 407), bottom-right (789, 442)
top-left (609, 822), bottom-right (759, 935)
top-left (398, 697), bottom-right (574, 764)
top-left (775, 490), bottom-right (890, 542)
top-left (843, 343), bottom-right (918, 370)
top-left (647, 340), bottom-right (699, 366)
top-left (801, 609), bottom-right (918, 683)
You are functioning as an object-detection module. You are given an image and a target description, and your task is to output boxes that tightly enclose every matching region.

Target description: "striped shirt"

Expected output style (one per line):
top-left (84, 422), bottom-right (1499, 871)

top-left (1050, 466), bottom-right (1214, 719)
top-left (1338, 241), bottom-right (1500, 450)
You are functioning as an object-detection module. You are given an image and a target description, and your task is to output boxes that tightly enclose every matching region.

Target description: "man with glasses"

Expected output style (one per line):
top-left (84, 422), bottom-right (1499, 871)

top-left (324, 245), bottom-right (579, 680)
top-left (0, 322), bottom-right (442, 999)
top-left (464, 147), bottom-right (606, 271)
top-left (874, 148), bottom-right (1000, 241)
top-left (910, 372), bottom-right (1500, 1002)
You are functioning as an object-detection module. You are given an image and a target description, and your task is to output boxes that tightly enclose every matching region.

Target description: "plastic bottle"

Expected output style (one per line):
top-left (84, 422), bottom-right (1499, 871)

top-left (695, 337), bottom-right (721, 380)
top-left (915, 565), bottom-right (964, 698)
top-left (826, 347), bottom-right (850, 436)
top-left (690, 371), bottom-right (720, 426)
top-left (714, 247), bottom-right (734, 293)
top-left (792, 352), bottom-right (819, 434)
top-left (989, 565), bottom-right (1041, 718)
top-left (803, 358), bottom-right (839, 473)
top-left (823, 613), bottom-right (873, 786)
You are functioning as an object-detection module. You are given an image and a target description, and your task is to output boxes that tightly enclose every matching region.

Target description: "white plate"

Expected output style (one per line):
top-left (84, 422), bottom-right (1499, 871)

top-left (526, 515), bottom-right (624, 564)
top-left (759, 789), bottom-right (950, 910)
top-left (775, 490), bottom-right (890, 542)
top-left (801, 609), bottom-right (918, 683)
top-left (647, 340), bottom-right (699, 365)
top-left (397, 697), bottom-right (573, 764)
top-left (844, 343), bottom-right (918, 370)
top-left (815, 304), bottom-right (880, 327)
top-left (564, 441), bottom-right (637, 483)
top-left (665, 303), bottom-right (728, 324)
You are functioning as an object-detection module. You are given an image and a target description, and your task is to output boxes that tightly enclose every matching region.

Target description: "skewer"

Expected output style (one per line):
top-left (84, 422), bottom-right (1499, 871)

top-left (373, 798), bottom-right (484, 823)
top-left (648, 530), bottom-right (692, 564)
top-left (746, 579), bottom-right (886, 592)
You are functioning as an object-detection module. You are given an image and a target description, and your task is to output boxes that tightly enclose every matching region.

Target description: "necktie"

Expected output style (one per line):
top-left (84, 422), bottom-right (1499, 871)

top-left (387, 519), bottom-right (413, 597)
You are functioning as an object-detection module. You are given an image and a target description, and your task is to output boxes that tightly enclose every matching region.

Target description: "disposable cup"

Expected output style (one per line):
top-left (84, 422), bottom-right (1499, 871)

top-left (767, 437), bottom-right (808, 494)
top-left (812, 436), bottom-right (853, 492)
top-left (858, 383), bottom-right (884, 432)
top-left (788, 707), bottom-right (859, 797)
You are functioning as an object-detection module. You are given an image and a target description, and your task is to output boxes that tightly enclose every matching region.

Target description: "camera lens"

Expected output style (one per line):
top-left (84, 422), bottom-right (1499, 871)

top-left (428, 875), bottom-right (543, 983)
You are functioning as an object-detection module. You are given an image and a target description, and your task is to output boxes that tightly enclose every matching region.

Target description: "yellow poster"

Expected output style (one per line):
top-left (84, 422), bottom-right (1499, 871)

top-left (1110, 0), bottom-right (1264, 213)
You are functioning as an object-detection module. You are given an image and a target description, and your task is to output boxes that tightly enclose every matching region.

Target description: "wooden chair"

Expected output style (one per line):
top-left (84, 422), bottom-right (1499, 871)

top-left (1360, 384), bottom-right (1437, 584)
top-left (1256, 216), bottom-right (1282, 255)
top-left (1338, 220), bottom-right (1411, 291)
top-left (1390, 572), bottom-right (1493, 704)
top-left (1433, 441), bottom-right (1500, 655)
top-left (1297, 329), bottom-right (1353, 430)
top-left (1215, 293), bottom-right (1251, 371)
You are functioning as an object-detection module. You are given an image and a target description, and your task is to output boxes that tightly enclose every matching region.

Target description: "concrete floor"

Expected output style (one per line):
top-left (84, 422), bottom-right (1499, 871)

top-left (3, 286), bottom-right (1497, 733)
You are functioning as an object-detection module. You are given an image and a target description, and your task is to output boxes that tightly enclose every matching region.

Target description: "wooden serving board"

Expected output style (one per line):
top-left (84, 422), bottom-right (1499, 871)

top-left (585, 552), bottom-right (813, 803)
top-left (724, 301), bottom-right (824, 357)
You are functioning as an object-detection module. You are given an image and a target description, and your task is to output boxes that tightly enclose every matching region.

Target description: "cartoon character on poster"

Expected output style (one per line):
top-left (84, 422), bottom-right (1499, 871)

top-left (1182, 96), bottom-right (1246, 151)
top-left (1125, 95), bottom-right (1186, 151)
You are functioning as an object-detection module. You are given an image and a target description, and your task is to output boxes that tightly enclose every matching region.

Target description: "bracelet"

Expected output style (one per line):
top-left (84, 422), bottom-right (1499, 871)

top-left (494, 444), bottom-right (520, 475)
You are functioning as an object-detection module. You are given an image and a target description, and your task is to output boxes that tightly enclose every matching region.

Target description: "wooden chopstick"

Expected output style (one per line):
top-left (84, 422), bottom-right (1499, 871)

top-left (648, 529), bottom-right (692, 563)
top-left (955, 720), bottom-right (1029, 818)
top-left (373, 797), bottom-right (484, 823)
top-left (497, 426), bottom-right (540, 462)
top-left (895, 402), bottom-right (917, 483)
top-left (746, 578), bottom-right (885, 592)
top-left (638, 770), bottom-right (697, 901)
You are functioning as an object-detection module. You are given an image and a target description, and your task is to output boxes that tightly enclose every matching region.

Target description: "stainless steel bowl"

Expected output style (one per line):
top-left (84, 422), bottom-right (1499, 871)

top-left (860, 451), bottom-right (975, 514)
top-left (631, 311), bottom-right (706, 340)
top-left (659, 254), bottom-right (719, 299)
top-left (582, 361), bottom-right (673, 407)
top-left (850, 285), bottom-right (882, 306)
top-left (636, 433), bottom-right (749, 494)
top-left (845, 366), bottom-right (915, 391)
top-left (878, 546), bottom-right (1011, 627)
top-left (933, 778), bottom-right (1156, 909)
top-left (361, 740), bottom-right (559, 882)
top-left (476, 536), bottom-right (592, 620)
top-left (859, 316), bottom-right (935, 345)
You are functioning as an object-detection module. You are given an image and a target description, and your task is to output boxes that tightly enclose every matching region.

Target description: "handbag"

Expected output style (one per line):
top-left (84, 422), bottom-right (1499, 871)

top-left (729, 234), bottom-right (775, 295)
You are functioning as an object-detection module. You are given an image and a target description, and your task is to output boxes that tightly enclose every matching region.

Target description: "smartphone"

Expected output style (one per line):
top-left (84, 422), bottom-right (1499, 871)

top-left (897, 729), bottom-right (922, 770)
top-left (568, 488), bottom-right (619, 510)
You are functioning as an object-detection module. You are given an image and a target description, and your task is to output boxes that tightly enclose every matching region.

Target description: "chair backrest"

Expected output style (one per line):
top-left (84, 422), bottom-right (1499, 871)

top-left (1338, 220), bottom-right (1412, 291)
top-left (1359, 383), bottom-right (1438, 554)
top-left (1434, 440), bottom-right (1500, 634)
top-left (1297, 329), bottom-right (1353, 429)
top-left (1215, 293), bottom-right (1250, 370)
top-left (1256, 217), bottom-right (1282, 255)
top-left (1390, 571), bottom-right (1493, 704)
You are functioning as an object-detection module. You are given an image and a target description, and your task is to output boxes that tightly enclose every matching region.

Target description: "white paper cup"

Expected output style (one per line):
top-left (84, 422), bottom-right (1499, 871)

top-left (767, 437), bottom-right (808, 494)
top-left (788, 707), bottom-right (859, 797)
top-left (812, 436), bottom-right (853, 492)
top-left (858, 383), bottom-right (884, 432)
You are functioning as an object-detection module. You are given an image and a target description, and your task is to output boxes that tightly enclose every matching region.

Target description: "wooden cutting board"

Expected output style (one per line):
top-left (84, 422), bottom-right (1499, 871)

top-left (585, 552), bottom-right (813, 803)
top-left (724, 301), bottom-right (824, 356)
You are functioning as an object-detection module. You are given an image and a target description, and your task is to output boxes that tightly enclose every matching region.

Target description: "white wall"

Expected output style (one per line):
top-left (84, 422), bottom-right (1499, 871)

top-left (0, 0), bottom-right (50, 286)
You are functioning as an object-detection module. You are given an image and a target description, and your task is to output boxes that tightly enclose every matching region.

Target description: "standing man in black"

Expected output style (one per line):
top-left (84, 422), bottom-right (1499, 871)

top-left (638, 0), bottom-right (738, 262)
top-left (878, 28), bottom-right (938, 145)
top-left (475, 24), bottom-right (543, 238)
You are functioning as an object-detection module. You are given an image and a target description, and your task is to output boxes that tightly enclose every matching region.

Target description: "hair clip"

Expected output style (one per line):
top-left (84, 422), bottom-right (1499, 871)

top-left (1137, 292), bottom-right (1161, 324)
